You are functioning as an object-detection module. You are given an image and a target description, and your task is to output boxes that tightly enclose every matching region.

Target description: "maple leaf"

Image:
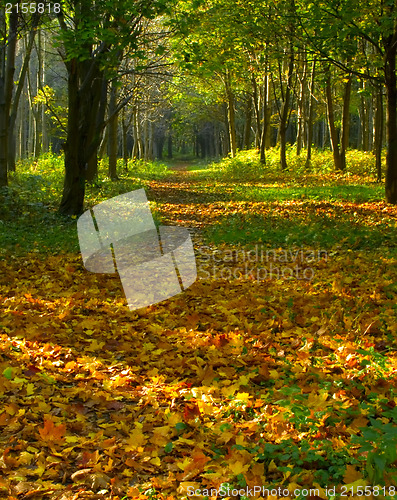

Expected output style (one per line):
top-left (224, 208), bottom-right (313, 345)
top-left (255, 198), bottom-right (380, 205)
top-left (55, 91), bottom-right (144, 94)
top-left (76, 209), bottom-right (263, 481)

top-left (38, 418), bottom-right (66, 443)
top-left (124, 423), bottom-right (147, 451)
top-left (183, 402), bottom-right (201, 422)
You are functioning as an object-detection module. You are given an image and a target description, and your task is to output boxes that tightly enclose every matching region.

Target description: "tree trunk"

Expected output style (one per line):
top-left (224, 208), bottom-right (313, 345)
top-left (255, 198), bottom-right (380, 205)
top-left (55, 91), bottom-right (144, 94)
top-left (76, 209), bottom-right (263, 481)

top-left (259, 73), bottom-right (270, 164)
top-left (305, 58), bottom-right (316, 168)
top-left (385, 46), bottom-right (397, 204)
top-left (98, 128), bottom-right (108, 159)
top-left (108, 79), bottom-right (119, 180)
top-left (243, 95), bottom-right (252, 149)
top-left (325, 68), bottom-right (343, 171)
top-left (59, 52), bottom-right (107, 214)
top-left (0, 7), bottom-right (7, 186)
top-left (0, 78), bottom-right (7, 186)
top-left (373, 84), bottom-right (383, 182)
top-left (59, 61), bottom-right (86, 215)
top-left (224, 70), bottom-right (236, 157)
top-left (278, 49), bottom-right (294, 170)
top-left (0, 5), bottom-right (18, 183)
top-left (122, 108), bottom-right (129, 168)
top-left (340, 74), bottom-right (352, 172)
top-left (251, 76), bottom-right (261, 150)
top-left (296, 51), bottom-right (307, 156)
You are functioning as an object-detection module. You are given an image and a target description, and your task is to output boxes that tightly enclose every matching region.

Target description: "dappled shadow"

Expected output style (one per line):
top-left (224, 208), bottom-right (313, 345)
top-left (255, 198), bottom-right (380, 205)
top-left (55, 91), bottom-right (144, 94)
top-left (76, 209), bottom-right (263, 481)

top-left (1, 163), bottom-right (397, 497)
top-left (0, 246), bottom-right (397, 496)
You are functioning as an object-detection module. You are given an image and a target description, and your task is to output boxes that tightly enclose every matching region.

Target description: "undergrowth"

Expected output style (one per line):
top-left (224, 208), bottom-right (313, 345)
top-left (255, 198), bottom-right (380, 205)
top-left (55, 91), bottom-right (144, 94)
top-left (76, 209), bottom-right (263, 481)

top-left (0, 153), bottom-right (169, 255)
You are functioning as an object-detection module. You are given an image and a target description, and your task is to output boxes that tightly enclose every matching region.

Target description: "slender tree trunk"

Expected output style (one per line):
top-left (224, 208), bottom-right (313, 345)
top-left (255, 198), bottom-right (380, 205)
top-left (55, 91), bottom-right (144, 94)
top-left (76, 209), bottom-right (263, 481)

top-left (167, 134), bottom-right (173, 159)
top-left (325, 68), bottom-right (343, 171)
top-left (223, 102), bottom-right (230, 155)
top-left (0, 6), bottom-right (6, 186)
top-left (0, 78), bottom-right (7, 186)
top-left (40, 31), bottom-right (48, 153)
top-left (340, 74), bottom-right (352, 171)
top-left (373, 84), bottom-right (383, 182)
top-left (98, 128), bottom-right (108, 159)
top-left (278, 49), bottom-right (294, 170)
top-left (108, 79), bottom-right (119, 180)
top-left (26, 60), bottom-right (40, 158)
top-left (243, 95), bottom-right (252, 149)
top-left (121, 107), bottom-right (129, 168)
top-left (296, 51), bottom-right (307, 156)
top-left (251, 76), bottom-right (261, 150)
top-left (305, 58), bottom-right (316, 168)
top-left (259, 73), bottom-right (270, 164)
top-left (224, 70), bottom-right (237, 157)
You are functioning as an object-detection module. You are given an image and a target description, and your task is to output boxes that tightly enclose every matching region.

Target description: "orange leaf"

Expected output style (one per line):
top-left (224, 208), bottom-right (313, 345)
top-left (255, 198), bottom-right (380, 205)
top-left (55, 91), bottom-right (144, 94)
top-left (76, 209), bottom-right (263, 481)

top-left (38, 417), bottom-right (66, 443)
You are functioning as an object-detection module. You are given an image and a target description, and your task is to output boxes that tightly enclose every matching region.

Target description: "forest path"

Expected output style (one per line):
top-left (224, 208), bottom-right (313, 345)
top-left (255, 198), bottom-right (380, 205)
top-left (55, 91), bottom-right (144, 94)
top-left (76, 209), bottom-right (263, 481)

top-left (146, 159), bottom-right (228, 231)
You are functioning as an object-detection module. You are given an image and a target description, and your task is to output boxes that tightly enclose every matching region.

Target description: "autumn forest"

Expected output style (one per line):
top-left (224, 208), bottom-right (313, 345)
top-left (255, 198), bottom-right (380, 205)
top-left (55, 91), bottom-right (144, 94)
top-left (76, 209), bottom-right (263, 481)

top-left (1, 0), bottom-right (397, 498)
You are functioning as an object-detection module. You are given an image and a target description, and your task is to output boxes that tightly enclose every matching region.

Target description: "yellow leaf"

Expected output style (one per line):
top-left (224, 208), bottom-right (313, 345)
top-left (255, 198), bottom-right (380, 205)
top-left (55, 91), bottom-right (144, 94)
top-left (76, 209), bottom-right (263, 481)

top-left (307, 391), bottom-right (329, 409)
top-left (229, 460), bottom-right (250, 475)
top-left (343, 465), bottom-right (363, 485)
top-left (26, 383), bottom-right (35, 396)
top-left (177, 457), bottom-right (191, 470)
top-left (235, 392), bottom-right (251, 403)
top-left (124, 423), bottom-right (146, 451)
top-left (177, 482), bottom-right (201, 496)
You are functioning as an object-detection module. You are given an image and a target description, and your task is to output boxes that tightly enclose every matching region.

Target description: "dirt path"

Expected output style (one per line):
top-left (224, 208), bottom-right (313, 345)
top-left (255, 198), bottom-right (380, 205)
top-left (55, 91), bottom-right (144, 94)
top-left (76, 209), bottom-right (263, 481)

top-left (146, 160), bottom-right (224, 231)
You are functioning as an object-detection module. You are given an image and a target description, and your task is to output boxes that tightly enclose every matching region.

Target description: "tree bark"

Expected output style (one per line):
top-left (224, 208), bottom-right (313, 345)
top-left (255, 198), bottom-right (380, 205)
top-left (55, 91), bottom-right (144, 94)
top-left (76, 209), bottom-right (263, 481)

top-left (325, 68), bottom-right (343, 171)
top-left (0, 5), bottom-right (18, 184)
top-left (278, 48), bottom-right (294, 170)
top-left (243, 95), bottom-right (252, 149)
top-left (385, 43), bottom-right (397, 204)
top-left (224, 70), bottom-right (237, 157)
top-left (0, 9), bottom-right (7, 186)
top-left (59, 50), bottom-right (107, 213)
top-left (305, 58), bottom-right (316, 168)
top-left (373, 84), bottom-right (383, 182)
top-left (296, 51), bottom-right (307, 156)
top-left (59, 61), bottom-right (85, 214)
top-left (340, 74), bottom-right (352, 172)
top-left (259, 73), bottom-right (270, 164)
top-left (108, 79), bottom-right (119, 180)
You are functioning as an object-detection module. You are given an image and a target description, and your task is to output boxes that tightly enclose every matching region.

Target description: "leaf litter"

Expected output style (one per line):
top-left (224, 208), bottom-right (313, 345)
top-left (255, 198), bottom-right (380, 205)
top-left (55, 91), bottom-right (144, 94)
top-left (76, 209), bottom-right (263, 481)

top-left (0, 169), bottom-right (397, 499)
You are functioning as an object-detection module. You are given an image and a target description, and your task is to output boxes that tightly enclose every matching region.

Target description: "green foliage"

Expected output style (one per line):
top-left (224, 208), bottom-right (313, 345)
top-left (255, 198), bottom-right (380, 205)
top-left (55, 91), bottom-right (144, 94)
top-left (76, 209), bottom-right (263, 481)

top-left (352, 406), bottom-right (397, 485)
top-left (33, 86), bottom-right (67, 140)
top-left (202, 148), bottom-right (392, 250)
top-left (210, 150), bottom-right (264, 181)
top-left (256, 438), bottom-right (357, 486)
top-left (205, 210), bottom-right (394, 250)
top-left (209, 148), bottom-right (384, 181)
top-left (127, 158), bottom-right (169, 179)
top-left (0, 154), bottom-right (167, 256)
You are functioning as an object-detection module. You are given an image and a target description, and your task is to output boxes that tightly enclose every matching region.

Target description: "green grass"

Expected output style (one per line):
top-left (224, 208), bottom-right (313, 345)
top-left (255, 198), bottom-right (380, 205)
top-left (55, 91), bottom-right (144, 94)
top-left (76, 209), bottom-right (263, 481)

top-left (0, 153), bottom-right (169, 256)
top-left (1, 148), bottom-right (395, 257)
top-left (204, 212), bottom-right (396, 250)
top-left (207, 183), bottom-right (385, 203)
top-left (200, 148), bottom-right (395, 251)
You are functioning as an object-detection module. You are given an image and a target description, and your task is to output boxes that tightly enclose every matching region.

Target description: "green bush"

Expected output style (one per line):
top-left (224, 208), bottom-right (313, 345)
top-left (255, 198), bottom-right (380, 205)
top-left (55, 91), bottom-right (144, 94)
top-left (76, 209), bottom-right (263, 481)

top-left (127, 158), bottom-right (169, 179)
top-left (210, 150), bottom-right (264, 181)
top-left (209, 147), bottom-right (385, 181)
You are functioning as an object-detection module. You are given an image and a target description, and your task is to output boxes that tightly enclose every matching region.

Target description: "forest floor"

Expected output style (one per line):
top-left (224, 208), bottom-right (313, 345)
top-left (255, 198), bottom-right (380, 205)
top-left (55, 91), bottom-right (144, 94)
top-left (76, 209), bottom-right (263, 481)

top-left (1, 157), bottom-right (397, 499)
